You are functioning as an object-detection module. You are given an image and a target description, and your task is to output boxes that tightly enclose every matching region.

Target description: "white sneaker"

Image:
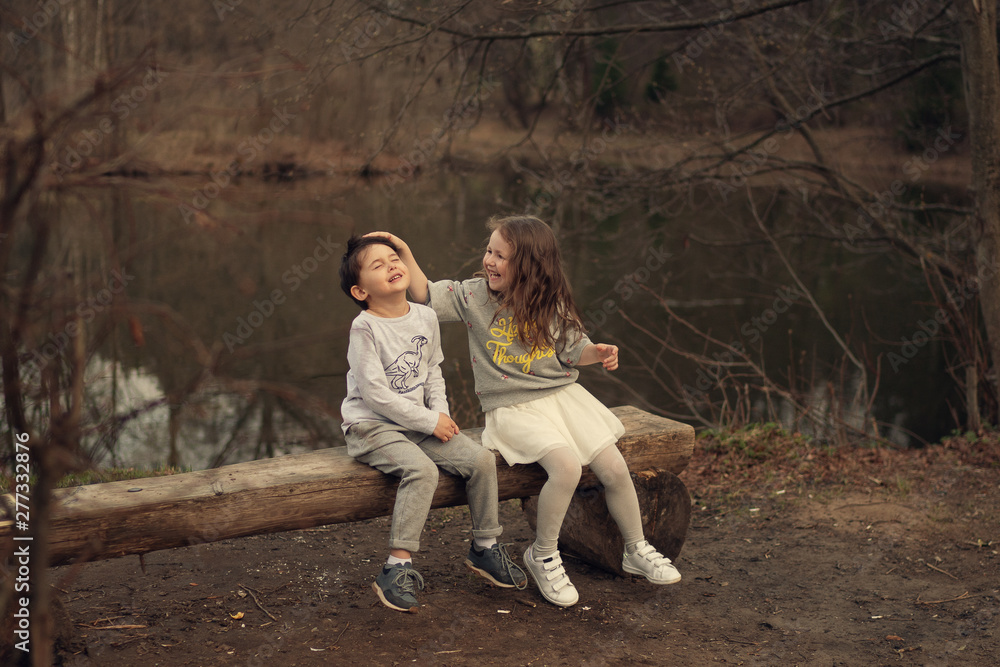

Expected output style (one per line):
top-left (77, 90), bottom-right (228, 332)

top-left (523, 544), bottom-right (579, 608)
top-left (622, 541), bottom-right (681, 585)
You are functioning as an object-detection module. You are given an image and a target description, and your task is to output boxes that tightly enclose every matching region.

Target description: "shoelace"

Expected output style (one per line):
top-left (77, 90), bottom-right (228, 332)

top-left (492, 544), bottom-right (528, 590)
top-left (390, 567), bottom-right (426, 595)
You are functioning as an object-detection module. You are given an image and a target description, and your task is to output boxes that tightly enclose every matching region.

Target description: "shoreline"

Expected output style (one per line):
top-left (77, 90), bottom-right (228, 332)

top-left (39, 123), bottom-right (972, 197)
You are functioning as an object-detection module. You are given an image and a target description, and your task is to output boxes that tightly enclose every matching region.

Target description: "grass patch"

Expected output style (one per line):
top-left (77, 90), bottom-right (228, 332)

top-left (2, 465), bottom-right (189, 494)
top-left (686, 420), bottom-right (1000, 514)
top-left (56, 465), bottom-right (190, 488)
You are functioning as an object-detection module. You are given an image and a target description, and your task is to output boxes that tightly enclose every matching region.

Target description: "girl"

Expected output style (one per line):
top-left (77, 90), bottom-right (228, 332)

top-left (379, 216), bottom-right (680, 608)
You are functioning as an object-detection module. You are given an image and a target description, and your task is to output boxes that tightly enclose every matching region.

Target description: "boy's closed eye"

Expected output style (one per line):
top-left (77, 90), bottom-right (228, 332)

top-left (369, 255), bottom-right (400, 270)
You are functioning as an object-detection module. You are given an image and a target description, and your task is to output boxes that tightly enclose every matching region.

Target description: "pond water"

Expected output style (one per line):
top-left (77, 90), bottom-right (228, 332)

top-left (13, 170), bottom-right (958, 469)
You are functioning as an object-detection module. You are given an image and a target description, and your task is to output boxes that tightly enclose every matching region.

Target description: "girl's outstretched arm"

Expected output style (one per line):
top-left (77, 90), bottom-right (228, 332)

top-left (363, 232), bottom-right (429, 303)
top-left (579, 343), bottom-right (619, 371)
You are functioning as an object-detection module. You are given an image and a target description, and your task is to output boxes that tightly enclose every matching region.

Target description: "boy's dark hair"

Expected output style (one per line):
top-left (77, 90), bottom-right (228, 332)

top-left (340, 234), bottom-right (400, 309)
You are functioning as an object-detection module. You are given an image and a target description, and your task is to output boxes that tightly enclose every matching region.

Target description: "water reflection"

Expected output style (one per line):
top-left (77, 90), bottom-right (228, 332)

top-left (14, 172), bottom-right (959, 469)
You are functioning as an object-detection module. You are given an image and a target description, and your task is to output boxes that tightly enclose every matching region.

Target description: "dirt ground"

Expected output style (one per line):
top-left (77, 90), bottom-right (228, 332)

top-left (49, 433), bottom-right (999, 667)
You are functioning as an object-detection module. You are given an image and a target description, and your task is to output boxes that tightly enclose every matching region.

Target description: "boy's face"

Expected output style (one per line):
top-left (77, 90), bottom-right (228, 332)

top-left (350, 243), bottom-right (410, 307)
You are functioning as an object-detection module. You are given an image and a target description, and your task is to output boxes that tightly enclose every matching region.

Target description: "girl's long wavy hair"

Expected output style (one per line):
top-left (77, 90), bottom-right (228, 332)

top-left (475, 215), bottom-right (585, 354)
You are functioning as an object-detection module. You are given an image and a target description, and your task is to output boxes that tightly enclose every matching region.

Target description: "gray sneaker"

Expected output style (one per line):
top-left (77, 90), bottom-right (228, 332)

top-left (465, 543), bottom-right (528, 589)
top-left (522, 544), bottom-right (579, 608)
top-left (372, 563), bottom-right (425, 613)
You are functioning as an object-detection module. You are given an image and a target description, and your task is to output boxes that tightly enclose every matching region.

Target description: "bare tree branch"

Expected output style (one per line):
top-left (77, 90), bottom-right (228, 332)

top-left (373, 0), bottom-right (818, 41)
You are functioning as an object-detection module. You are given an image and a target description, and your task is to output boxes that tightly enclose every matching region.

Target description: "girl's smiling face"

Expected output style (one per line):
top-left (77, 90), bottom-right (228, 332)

top-left (483, 229), bottom-right (514, 293)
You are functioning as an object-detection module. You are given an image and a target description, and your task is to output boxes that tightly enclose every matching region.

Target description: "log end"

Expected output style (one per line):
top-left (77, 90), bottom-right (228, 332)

top-left (523, 469), bottom-right (692, 577)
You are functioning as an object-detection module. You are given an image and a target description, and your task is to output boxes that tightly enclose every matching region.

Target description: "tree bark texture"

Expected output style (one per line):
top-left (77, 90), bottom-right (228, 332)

top-left (957, 0), bottom-right (1000, 410)
top-left (522, 469), bottom-right (692, 576)
top-left (0, 406), bottom-right (694, 568)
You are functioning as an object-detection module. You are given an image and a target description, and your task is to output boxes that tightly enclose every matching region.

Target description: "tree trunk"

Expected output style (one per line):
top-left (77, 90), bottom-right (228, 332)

top-left (957, 0), bottom-right (1000, 422)
top-left (0, 407), bottom-right (694, 567)
top-left (0, 12), bottom-right (6, 127)
top-left (522, 469), bottom-right (692, 575)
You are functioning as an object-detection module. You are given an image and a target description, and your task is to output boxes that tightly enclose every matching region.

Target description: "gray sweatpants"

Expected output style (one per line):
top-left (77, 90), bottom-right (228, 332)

top-left (345, 420), bottom-right (503, 552)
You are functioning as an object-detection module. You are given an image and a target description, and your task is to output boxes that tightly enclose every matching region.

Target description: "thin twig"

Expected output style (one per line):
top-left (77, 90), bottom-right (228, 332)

top-left (332, 622), bottom-right (351, 647)
top-left (375, 0), bottom-right (817, 41)
top-left (915, 591), bottom-right (972, 605)
top-left (721, 636), bottom-right (760, 646)
top-left (239, 584), bottom-right (278, 621)
top-left (748, 189), bottom-right (866, 376)
top-left (923, 561), bottom-right (959, 580)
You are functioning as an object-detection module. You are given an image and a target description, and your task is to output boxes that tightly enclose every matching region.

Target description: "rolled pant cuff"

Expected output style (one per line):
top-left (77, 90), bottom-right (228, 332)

top-left (471, 527), bottom-right (503, 540)
top-left (388, 539), bottom-right (421, 553)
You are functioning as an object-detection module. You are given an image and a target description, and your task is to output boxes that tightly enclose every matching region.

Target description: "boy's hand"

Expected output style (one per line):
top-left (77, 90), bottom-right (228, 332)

top-left (433, 413), bottom-right (461, 442)
top-left (594, 343), bottom-right (619, 371)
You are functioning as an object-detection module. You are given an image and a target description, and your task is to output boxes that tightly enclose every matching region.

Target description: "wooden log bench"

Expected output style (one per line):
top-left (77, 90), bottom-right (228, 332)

top-left (1, 406), bottom-right (694, 573)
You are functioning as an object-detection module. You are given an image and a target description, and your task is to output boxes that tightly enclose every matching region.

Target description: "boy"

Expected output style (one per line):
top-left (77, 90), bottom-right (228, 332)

top-left (339, 235), bottom-right (526, 612)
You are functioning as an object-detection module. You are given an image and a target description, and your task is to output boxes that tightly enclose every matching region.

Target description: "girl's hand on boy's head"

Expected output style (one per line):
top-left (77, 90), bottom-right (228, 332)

top-left (594, 343), bottom-right (619, 371)
top-left (364, 231), bottom-right (427, 302)
top-left (363, 231), bottom-right (411, 256)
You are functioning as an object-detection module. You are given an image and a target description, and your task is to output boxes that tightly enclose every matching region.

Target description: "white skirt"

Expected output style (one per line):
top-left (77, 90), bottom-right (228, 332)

top-left (482, 383), bottom-right (626, 466)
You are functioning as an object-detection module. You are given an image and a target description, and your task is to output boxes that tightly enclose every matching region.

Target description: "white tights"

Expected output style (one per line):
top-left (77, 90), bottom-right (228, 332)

top-left (532, 445), bottom-right (644, 558)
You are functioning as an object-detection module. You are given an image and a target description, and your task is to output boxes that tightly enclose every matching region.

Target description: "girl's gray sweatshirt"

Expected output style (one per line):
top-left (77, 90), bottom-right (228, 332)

top-left (427, 278), bottom-right (592, 412)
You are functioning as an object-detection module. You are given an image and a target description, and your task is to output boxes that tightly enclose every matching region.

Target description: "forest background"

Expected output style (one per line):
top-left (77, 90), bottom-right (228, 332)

top-left (1, 1), bottom-right (999, 663)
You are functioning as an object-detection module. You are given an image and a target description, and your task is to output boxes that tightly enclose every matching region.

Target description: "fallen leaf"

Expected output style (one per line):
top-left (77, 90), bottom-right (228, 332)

top-left (128, 316), bottom-right (145, 347)
top-left (886, 635), bottom-right (904, 641)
